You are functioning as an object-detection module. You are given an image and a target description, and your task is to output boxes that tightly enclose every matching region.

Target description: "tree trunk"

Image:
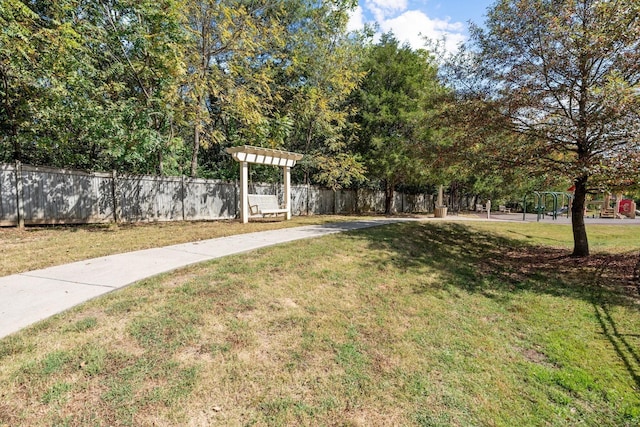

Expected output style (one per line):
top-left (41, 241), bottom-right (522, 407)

top-left (571, 176), bottom-right (589, 257)
top-left (384, 180), bottom-right (394, 215)
top-left (190, 122), bottom-right (200, 177)
top-left (1, 69), bottom-right (20, 162)
top-left (157, 150), bottom-right (164, 176)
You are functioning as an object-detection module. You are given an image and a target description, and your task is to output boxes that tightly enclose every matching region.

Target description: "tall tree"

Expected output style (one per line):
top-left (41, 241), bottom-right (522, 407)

top-left (182, 0), bottom-right (365, 186)
top-left (87, 0), bottom-right (187, 174)
top-left (463, 0), bottom-right (640, 256)
top-left (281, 0), bottom-right (366, 189)
top-left (0, 0), bottom-right (48, 162)
top-left (353, 33), bottom-right (444, 213)
top-left (183, 0), bottom-right (288, 177)
top-left (1, 0), bottom-right (188, 173)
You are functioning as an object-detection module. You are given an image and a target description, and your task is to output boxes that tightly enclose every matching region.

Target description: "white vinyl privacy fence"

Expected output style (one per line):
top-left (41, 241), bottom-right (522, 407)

top-left (0, 162), bottom-right (452, 227)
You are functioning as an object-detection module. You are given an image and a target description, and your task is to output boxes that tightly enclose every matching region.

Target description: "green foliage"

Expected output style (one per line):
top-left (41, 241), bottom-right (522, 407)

top-left (77, 0), bottom-right (187, 174)
top-left (468, 0), bottom-right (640, 187)
top-left (1, 0), bottom-right (188, 173)
top-left (0, 0), bottom-right (443, 195)
top-left (182, 0), bottom-right (287, 176)
top-left (1, 0), bottom-right (452, 197)
top-left (0, 0), bottom-right (44, 162)
top-left (351, 33), bottom-right (446, 211)
top-left (280, 0), bottom-right (366, 189)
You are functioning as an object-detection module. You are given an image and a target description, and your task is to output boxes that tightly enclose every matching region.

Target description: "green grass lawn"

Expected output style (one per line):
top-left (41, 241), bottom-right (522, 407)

top-left (0, 220), bottom-right (639, 426)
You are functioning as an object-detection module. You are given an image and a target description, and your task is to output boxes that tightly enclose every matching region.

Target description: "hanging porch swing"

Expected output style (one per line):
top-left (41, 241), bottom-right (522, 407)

top-left (226, 145), bottom-right (304, 223)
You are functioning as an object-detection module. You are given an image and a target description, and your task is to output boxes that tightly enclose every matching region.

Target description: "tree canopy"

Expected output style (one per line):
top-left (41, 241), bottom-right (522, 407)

top-left (455, 0), bottom-right (640, 256)
top-left (1, 0), bottom-right (365, 187)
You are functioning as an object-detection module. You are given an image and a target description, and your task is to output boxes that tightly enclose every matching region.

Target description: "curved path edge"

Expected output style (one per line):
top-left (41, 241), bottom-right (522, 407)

top-left (0, 219), bottom-right (417, 339)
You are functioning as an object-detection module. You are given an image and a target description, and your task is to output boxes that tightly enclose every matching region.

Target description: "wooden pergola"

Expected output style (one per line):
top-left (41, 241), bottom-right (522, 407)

top-left (226, 145), bottom-right (304, 223)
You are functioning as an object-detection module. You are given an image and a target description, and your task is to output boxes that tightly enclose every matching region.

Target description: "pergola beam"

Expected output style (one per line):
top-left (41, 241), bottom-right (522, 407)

top-left (226, 145), bottom-right (303, 168)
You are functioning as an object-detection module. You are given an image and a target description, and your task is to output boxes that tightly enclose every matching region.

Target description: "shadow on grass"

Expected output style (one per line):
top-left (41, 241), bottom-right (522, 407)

top-left (593, 303), bottom-right (640, 390)
top-left (351, 222), bottom-right (639, 305)
top-left (348, 221), bottom-right (640, 389)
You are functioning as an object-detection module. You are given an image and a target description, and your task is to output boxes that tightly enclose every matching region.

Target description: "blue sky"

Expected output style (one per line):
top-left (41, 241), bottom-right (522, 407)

top-left (348, 0), bottom-right (495, 52)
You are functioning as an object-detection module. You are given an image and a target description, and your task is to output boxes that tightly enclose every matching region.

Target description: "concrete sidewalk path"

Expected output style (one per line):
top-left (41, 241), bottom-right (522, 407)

top-left (0, 218), bottom-right (414, 339)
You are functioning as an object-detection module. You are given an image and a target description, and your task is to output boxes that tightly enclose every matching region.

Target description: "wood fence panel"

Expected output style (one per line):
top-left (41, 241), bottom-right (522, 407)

top-left (357, 189), bottom-right (385, 213)
top-left (308, 188), bottom-right (335, 214)
top-left (1, 162), bottom-right (438, 226)
top-left (0, 164), bottom-right (18, 226)
top-left (183, 179), bottom-right (236, 220)
top-left (20, 165), bottom-right (112, 224)
top-left (405, 193), bottom-right (433, 213)
top-left (291, 185), bottom-right (308, 216)
top-left (336, 190), bottom-right (356, 214)
top-left (248, 183), bottom-right (279, 197)
top-left (306, 187), bottom-right (320, 214)
top-left (117, 175), bottom-right (183, 222)
top-left (394, 192), bottom-right (404, 213)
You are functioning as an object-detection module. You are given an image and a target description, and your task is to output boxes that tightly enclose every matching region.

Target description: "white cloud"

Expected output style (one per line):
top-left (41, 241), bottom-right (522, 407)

top-left (380, 10), bottom-right (466, 52)
top-left (368, 0), bottom-right (408, 10)
top-left (347, 6), bottom-right (366, 33)
top-left (365, 0), bottom-right (408, 22)
top-left (348, 1), bottom-right (467, 54)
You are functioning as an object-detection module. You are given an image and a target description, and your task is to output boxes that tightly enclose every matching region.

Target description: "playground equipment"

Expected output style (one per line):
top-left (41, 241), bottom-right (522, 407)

top-left (588, 193), bottom-right (637, 219)
top-left (616, 196), bottom-right (637, 219)
top-left (522, 191), bottom-right (573, 221)
top-left (523, 189), bottom-right (637, 221)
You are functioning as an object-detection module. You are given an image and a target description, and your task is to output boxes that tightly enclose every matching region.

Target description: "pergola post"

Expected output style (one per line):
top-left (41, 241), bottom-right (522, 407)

top-left (240, 161), bottom-right (249, 223)
top-left (284, 166), bottom-right (291, 220)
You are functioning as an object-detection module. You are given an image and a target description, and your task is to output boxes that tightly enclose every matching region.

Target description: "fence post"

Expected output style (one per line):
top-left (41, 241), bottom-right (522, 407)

top-left (181, 175), bottom-right (186, 221)
top-left (15, 161), bottom-right (24, 229)
top-left (354, 187), bottom-right (359, 214)
top-left (111, 170), bottom-right (118, 223)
